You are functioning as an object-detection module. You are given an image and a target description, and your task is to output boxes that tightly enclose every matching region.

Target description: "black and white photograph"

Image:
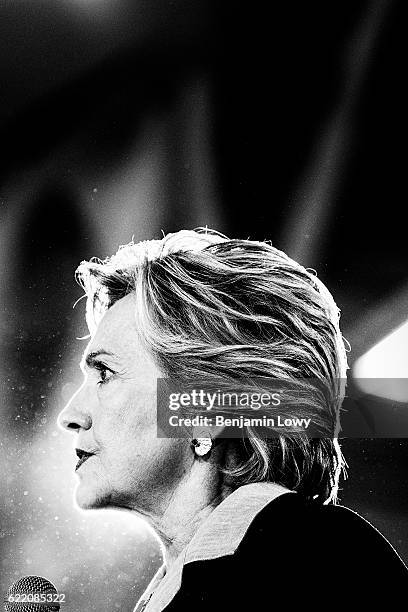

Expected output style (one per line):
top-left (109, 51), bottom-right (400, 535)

top-left (1, 1), bottom-right (407, 610)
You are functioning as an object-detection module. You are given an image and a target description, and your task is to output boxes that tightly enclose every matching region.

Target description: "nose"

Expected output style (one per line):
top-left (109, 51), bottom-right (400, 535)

top-left (57, 384), bottom-right (92, 432)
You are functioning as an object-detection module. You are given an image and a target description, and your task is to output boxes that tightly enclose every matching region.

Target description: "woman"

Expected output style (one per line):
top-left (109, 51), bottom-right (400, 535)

top-left (58, 228), bottom-right (407, 610)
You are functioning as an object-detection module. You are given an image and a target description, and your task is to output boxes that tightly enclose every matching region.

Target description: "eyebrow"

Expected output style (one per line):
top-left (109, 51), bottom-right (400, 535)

top-left (81, 350), bottom-right (117, 371)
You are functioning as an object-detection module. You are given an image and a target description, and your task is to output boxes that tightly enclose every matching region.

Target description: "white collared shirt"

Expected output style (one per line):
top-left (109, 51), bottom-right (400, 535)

top-left (133, 482), bottom-right (293, 612)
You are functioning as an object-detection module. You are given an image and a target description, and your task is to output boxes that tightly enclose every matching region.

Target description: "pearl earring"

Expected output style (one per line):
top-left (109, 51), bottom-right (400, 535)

top-left (192, 437), bottom-right (213, 457)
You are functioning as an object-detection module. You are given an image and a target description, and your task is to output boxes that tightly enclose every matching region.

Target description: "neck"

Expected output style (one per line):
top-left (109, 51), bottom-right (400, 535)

top-left (143, 458), bottom-right (233, 570)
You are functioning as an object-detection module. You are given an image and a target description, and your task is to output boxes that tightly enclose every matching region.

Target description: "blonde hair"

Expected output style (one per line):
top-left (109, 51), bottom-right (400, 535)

top-left (76, 228), bottom-right (349, 502)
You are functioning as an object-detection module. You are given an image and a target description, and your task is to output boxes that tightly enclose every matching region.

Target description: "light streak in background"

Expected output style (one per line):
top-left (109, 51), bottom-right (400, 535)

top-left (280, 0), bottom-right (391, 267)
top-left (65, 0), bottom-right (125, 19)
top-left (353, 320), bottom-right (408, 402)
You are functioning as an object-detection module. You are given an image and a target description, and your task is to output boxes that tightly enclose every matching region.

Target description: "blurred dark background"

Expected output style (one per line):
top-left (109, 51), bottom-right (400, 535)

top-left (1, 1), bottom-right (407, 610)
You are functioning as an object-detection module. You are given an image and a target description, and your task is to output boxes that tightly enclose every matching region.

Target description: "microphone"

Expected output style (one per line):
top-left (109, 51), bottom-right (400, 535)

top-left (4, 576), bottom-right (61, 612)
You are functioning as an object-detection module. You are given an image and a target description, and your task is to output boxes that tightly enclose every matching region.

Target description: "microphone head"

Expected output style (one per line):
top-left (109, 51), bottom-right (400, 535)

top-left (4, 575), bottom-right (60, 612)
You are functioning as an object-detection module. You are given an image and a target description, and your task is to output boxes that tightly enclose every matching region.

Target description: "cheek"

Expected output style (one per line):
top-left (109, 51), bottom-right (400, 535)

top-left (93, 384), bottom-right (191, 486)
top-left (93, 385), bottom-right (157, 451)
top-left (121, 438), bottom-right (191, 503)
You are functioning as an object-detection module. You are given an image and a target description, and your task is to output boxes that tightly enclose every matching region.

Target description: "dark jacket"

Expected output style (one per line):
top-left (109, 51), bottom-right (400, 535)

top-left (164, 492), bottom-right (408, 610)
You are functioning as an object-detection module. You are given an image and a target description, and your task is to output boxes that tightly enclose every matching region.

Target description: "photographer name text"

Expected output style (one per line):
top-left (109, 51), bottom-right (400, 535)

top-left (167, 414), bottom-right (311, 429)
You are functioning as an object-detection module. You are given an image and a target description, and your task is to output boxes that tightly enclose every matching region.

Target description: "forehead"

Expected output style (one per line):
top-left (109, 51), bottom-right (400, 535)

top-left (85, 293), bottom-right (143, 360)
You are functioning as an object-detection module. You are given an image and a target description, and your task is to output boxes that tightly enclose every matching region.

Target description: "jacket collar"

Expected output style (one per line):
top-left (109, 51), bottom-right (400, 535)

top-left (135, 482), bottom-right (293, 612)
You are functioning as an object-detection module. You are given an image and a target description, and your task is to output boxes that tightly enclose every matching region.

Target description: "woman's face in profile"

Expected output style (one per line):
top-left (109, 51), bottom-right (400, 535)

top-left (58, 294), bottom-right (191, 515)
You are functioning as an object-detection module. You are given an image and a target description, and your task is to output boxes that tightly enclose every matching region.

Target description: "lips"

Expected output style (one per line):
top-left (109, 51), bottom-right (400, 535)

top-left (75, 448), bottom-right (95, 471)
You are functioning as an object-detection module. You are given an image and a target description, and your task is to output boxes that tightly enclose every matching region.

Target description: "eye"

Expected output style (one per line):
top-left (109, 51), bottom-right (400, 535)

top-left (95, 363), bottom-right (115, 386)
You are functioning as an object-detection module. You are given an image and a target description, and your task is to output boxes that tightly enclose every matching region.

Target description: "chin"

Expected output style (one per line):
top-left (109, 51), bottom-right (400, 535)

top-left (75, 482), bottom-right (112, 510)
